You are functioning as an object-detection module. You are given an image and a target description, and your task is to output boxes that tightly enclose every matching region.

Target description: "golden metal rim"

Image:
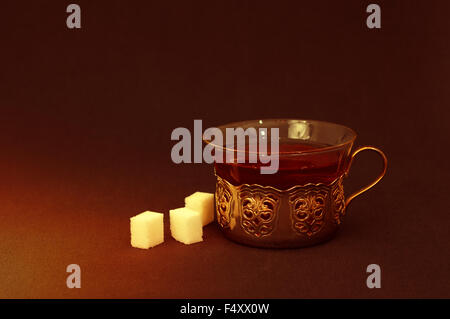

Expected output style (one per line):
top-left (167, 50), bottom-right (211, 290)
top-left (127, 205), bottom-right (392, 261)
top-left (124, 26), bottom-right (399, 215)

top-left (215, 173), bottom-right (343, 193)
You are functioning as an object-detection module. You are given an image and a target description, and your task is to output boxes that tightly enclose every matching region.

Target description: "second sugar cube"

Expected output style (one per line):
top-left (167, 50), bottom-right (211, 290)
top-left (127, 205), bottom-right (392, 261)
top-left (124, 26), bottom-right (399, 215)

top-left (184, 192), bottom-right (214, 226)
top-left (169, 207), bottom-right (203, 245)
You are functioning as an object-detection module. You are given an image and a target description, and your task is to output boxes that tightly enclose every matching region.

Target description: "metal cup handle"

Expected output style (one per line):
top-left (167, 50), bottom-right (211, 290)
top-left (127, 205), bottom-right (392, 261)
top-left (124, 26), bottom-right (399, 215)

top-left (344, 146), bottom-right (388, 208)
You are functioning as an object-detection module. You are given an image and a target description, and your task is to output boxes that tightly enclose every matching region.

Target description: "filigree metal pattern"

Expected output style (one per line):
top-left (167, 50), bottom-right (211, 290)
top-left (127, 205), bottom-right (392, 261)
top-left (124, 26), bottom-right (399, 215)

top-left (215, 176), bottom-right (233, 228)
top-left (288, 185), bottom-right (329, 237)
top-left (239, 185), bottom-right (281, 238)
top-left (331, 177), bottom-right (345, 224)
top-left (215, 174), bottom-right (349, 240)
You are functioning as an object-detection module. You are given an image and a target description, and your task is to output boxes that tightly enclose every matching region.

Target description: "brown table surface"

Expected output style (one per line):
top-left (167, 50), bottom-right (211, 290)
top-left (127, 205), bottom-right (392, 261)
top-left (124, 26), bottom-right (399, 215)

top-left (1, 1), bottom-right (449, 298)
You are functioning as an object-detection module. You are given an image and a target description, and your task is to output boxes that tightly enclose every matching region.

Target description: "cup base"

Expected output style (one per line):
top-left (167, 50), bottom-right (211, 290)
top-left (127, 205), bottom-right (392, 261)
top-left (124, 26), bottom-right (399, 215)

top-left (219, 226), bottom-right (340, 249)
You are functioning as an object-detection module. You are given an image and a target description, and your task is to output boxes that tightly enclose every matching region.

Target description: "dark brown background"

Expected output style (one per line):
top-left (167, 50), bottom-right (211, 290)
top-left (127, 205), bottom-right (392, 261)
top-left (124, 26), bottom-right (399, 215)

top-left (1, 0), bottom-right (449, 298)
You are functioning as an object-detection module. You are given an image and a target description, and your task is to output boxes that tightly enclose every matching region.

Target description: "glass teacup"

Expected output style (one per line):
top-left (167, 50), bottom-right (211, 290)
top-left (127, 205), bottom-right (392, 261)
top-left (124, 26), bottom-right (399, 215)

top-left (203, 119), bottom-right (387, 248)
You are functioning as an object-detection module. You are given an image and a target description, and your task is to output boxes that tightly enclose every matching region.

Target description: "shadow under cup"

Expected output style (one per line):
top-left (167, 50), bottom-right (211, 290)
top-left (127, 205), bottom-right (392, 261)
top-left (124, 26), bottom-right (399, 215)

top-left (204, 119), bottom-right (387, 248)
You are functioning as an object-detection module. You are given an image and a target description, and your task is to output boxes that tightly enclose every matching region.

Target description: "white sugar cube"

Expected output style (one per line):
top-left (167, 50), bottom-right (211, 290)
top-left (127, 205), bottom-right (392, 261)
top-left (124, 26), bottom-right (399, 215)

top-left (169, 207), bottom-right (203, 245)
top-left (130, 211), bottom-right (164, 249)
top-left (184, 192), bottom-right (214, 226)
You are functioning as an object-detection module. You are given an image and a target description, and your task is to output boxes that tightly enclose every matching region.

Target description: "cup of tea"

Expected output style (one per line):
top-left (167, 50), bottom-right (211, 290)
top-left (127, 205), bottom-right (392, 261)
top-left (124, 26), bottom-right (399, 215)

top-left (203, 119), bottom-right (387, 248)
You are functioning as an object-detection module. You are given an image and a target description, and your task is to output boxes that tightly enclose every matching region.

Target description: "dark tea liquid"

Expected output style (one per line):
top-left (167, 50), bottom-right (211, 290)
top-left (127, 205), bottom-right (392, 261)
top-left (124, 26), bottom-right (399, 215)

top-left (215, 142), bottom-right (349, 189)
